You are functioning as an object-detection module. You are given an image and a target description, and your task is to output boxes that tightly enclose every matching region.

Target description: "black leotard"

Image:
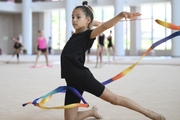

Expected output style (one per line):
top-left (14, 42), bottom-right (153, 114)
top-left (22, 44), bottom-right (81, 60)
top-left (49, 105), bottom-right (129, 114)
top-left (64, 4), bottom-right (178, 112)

top-left (61, 30), bottom-right (105, 105)
top-left (14, 42), bottom-right (22, 49)
top-left (98, 34), bottom-right (105, 47)
top-left (107, 36), bottom-right (113, 48)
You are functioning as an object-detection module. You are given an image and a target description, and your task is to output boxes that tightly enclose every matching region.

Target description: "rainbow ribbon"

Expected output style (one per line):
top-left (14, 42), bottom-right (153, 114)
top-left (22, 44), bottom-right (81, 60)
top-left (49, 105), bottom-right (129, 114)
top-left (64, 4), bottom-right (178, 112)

top-left (22, 86), bottom-right (89, 109)
top-left (23, 19), bottom-right (180, 109)
top-left (155, 19), bottom-right (180, 30)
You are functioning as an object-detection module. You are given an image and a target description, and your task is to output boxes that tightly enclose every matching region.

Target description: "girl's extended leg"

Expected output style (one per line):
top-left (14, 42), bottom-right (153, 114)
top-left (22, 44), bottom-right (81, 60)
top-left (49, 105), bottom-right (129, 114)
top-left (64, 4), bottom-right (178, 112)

top-left (99, 47), bottom-right (103, 67)
top-left (7, 51), bottom-right (16, 63)
top-left (112, 46), bottom-right (116, 61)
top-left (95, 47), bottom-right (100, 68)
top-left (100, 87), bottom-right (165, 120)
top-left (16, 49), bottom-right (20, 64)
top-left (108, 47), bottom-right (110, 62)
top-left (44, 51), bottom-right (49, 66)
top-left (34, 51), bottom-right (41, 67)
top-left (64, 106), bottom-right (102, 120)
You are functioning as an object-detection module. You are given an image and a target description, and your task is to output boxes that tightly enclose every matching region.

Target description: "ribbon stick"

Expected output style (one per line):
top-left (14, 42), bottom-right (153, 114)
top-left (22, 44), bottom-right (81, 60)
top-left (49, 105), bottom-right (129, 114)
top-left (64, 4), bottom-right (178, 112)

top-left (120, 18), bottom-right (152, 22)
top-left (23, 19), bottom-right (180, 110)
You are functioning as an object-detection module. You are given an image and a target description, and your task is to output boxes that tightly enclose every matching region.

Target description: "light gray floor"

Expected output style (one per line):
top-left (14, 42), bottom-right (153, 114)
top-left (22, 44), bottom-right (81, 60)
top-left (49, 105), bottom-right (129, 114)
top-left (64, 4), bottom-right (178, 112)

top-left (0, 55), bottom-right (180, 120)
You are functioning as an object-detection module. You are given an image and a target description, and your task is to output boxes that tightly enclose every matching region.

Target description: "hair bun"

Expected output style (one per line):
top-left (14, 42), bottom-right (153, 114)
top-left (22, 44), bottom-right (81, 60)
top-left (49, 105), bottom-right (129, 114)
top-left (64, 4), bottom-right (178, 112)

top-left (82, 1), bottom-right (88, 6)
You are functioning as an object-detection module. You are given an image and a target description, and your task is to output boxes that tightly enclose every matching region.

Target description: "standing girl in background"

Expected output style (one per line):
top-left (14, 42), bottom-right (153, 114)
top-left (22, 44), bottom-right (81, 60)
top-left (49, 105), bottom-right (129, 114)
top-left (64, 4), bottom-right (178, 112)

top-left (48, 37), bottom-right (52, 54)
top-left (107, 30), bottom-right (116, 61)
top-left (7, 37), bottom-right (23, 64)
top-left (95, 33), bottom-right (105, 67)
top-left (33, 30), bottom-right (49, 67)
top-left (61, 1), bottom-right (166, 120)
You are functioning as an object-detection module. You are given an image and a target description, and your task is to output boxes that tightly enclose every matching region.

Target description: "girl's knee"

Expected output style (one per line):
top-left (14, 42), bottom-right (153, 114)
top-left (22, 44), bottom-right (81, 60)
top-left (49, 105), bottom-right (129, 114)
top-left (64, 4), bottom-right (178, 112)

top-left (105, 94), bottom-right (125, 106)
top-left (109, 96), bottom-right (119, 105)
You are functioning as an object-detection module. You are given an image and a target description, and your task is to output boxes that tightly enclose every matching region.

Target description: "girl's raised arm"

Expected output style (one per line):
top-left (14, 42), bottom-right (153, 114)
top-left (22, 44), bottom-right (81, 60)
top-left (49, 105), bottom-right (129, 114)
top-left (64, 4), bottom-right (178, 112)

top-left (90, 11), bottom-right (141, 39)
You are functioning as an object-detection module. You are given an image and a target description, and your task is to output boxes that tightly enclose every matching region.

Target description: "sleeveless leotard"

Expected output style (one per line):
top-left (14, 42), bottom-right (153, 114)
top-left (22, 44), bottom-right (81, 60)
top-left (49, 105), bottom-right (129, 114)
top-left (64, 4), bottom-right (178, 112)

top-left (38, 37), bottom-right (46, 49)
top-left (98, 34), bottom-right (105, 47)
top-left (107, 36), bottom-right (113, 48)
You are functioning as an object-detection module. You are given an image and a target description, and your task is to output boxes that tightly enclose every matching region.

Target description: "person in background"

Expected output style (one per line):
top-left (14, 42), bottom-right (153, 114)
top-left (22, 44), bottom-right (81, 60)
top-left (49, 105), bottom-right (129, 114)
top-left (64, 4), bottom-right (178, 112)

top-left (95, 33), bottom-right (105, 67)
top-left (48, 37), bottom-right (52, 54)
top-left (7, 37), bottom-right (23, 64)
top-left (107, 30), bottom-right (116, 61)
top-left (33, 30), bottom-right (49, 67)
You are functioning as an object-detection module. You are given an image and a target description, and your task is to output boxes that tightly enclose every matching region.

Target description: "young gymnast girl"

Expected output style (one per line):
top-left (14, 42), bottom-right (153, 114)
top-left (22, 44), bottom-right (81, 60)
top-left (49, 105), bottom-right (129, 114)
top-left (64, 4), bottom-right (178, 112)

top-left (61, 1), bottom-right (166, 120)
top-left (95, 33), bottom-right (105, 67)
top-left (33, 30), bottom-right (49, 67)
top-left (7, 37), bottom-right (23, 64)
top-left (107, 30), bottom-right (116, 61)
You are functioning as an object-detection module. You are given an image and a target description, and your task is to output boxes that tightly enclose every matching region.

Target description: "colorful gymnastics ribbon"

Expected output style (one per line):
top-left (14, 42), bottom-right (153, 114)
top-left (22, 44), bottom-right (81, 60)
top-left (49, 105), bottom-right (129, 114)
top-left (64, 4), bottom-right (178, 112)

top-left (155, 19), bottom-right (180, 30)
top-left (22, 86), bottom-right (89, 109)
top-left (102, 30), bottom-right (180, 85)
top-left (23, 19), bottom-right (180, 109)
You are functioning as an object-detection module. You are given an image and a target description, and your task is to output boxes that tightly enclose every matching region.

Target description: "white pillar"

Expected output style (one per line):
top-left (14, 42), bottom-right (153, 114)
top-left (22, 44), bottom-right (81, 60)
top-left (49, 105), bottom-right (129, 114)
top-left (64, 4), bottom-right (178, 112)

top-left (129, 6), bottom-right (141, 56)
top-left (66, 0), bottom-right (75, 41)
top-left (22, 0), bottom-right (32, 55)
top-left (43, 12), bottom-right (51, 40)
top-left (114, 0), bottom-right (125, 56)
top-left (38, 12), bottom-right (51, 50)
top-left (171, 0), bottom-right (180, 57)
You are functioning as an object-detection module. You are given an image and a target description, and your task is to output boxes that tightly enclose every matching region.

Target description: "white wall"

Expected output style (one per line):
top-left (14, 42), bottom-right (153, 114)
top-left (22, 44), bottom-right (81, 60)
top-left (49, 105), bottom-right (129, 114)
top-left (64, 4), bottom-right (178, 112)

top-left (0, 13), bottom-right (14, 54)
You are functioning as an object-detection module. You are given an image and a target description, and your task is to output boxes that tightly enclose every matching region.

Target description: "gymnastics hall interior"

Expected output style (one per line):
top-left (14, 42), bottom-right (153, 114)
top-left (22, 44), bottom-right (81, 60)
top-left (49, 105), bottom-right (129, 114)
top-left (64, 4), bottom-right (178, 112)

top-left (0, 0), bottom-right (180, 120)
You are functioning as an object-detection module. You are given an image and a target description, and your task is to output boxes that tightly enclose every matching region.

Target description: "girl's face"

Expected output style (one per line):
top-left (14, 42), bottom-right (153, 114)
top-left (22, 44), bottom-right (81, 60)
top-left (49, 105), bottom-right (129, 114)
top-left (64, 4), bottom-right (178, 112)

top-left (39, 30), bottom-right (44, 36)
top-left (72, 8), bottom-right (90, 31)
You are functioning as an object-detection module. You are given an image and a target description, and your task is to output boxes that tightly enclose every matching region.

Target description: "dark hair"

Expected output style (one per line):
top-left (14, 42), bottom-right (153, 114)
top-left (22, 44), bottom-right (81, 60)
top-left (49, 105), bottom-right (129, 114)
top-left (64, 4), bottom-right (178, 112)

top-left (38, 30), bottom-right (43, 33)
top-left (74, 1), bottom-right (94, 29)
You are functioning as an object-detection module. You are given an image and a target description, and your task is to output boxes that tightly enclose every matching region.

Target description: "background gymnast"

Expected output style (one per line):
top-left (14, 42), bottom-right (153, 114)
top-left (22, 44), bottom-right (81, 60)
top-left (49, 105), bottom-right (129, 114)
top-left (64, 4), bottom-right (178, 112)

top-left (60, 1), bottom-right (166, 120)
top-left (95, 32), bottom-right (105, 67)
top-left (7, 37), bottom-right (23, 64)
top-left (33, 30), bottom-right (49, 67)
top-left (107, 30), bottom-right (116, 61)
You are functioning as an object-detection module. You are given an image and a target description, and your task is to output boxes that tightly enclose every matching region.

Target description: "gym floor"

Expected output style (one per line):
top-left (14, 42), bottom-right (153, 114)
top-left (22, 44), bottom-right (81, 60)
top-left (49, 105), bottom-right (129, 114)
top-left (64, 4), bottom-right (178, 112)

top-left (0, 55), bottom-right (179, 120)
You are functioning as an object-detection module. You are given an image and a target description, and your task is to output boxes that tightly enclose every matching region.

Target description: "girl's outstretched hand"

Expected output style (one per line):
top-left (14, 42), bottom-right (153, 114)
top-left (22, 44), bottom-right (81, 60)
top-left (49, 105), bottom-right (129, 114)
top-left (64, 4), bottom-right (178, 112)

top-left (92, 21), bottom-right (103, 27)
top-left (120, 11), bottom-right (141, 20)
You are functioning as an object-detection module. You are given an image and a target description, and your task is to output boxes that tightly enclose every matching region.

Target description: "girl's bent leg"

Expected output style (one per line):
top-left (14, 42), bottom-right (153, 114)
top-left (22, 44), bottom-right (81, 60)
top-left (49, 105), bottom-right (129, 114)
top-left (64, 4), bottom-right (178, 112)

top-left (44, 52), bottom-right (49, 66)
top-left (64, 106), bottom-right (102, 120)
top-left (99, 87), bottom-right (165, 120)
top-left (64, 107), bottom-right (78, 120)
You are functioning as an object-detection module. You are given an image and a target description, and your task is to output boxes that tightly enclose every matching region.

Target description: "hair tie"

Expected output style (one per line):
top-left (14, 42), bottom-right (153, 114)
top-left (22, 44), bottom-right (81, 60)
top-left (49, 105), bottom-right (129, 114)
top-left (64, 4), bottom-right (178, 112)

top-left (83, 5), bottom-right (88, 7)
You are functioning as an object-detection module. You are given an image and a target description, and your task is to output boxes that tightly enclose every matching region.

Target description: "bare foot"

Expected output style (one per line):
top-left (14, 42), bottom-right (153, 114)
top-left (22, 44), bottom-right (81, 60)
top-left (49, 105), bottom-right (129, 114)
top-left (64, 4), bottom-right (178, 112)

top-left (160, 114), bottom-right (166, 120)
top-left (91, 106), bottom-right (102, 119)
top-left (148, 110), bottom-right (166, 120)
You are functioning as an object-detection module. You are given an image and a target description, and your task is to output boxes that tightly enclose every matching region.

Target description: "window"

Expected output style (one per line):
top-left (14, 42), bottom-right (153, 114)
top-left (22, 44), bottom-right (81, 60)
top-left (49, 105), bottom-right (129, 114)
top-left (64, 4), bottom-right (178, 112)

top-left (123, 6), bottom-right (130, 50)
top-left (141, 3), bottom-right (171, 50)
top-left (91, 6), bottom-right (115, 50)
top-left (141, 5), bottom-right (153, 50)
top-left (51, 9), bottom-right (66, 50)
